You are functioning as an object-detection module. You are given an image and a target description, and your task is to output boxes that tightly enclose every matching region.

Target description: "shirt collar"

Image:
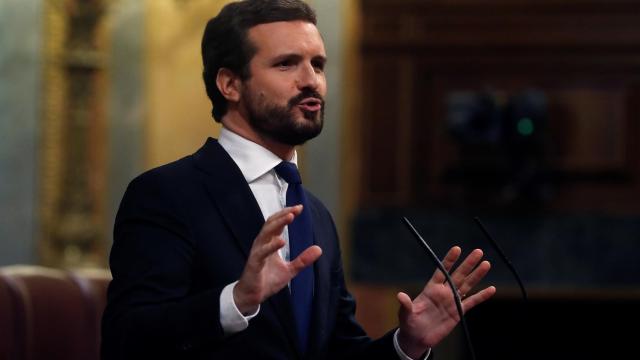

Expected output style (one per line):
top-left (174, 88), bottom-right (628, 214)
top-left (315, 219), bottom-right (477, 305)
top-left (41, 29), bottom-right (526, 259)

top-left (218, 127), bottom-right (298, 183)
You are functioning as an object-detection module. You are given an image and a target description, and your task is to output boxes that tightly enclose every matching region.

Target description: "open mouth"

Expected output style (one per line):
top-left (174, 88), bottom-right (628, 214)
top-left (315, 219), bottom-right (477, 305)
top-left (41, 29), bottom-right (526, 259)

top-left (297, 98), bottom-right (323, 112)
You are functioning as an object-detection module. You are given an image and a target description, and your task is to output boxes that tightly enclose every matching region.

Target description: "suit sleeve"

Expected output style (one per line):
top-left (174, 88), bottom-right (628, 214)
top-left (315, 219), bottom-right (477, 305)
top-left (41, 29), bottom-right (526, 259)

top-left (101, 173), bottom-right (225, 359)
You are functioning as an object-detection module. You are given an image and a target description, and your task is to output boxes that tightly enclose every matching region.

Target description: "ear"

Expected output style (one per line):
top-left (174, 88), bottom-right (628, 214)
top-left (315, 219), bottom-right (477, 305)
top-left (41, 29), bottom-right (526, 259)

top-left (216, 68), bottom-right (242, 102)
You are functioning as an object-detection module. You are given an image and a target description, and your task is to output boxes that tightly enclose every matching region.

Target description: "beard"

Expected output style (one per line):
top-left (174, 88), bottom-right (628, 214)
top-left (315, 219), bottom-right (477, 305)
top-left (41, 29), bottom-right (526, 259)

top-left (243, 88), bottom-right (325, 146)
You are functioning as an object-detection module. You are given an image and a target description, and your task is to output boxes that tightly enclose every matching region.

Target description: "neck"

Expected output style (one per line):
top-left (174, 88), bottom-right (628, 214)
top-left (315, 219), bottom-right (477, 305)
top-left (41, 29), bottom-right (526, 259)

top-left (221, 114), bottom-right (296, 161)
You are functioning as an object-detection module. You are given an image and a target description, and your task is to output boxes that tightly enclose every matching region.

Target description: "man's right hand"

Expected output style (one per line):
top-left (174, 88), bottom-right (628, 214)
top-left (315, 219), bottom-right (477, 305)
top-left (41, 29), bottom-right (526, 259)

top-left (233, 205), bottom-right (322, 315)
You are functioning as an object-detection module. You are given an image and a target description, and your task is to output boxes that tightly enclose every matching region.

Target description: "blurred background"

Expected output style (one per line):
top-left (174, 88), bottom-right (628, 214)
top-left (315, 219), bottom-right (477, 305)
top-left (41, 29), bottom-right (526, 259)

top-left (1, 0), bottom-right (639, 359)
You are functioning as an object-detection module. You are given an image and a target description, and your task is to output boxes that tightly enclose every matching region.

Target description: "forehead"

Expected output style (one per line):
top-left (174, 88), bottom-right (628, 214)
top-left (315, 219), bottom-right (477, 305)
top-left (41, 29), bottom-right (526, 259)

top-left (247, 21), bottom-right (326, 59)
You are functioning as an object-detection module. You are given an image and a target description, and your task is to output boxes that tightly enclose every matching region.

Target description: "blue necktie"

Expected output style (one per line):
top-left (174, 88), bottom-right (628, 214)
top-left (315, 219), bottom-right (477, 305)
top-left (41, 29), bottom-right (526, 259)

top-left (274, 161), bottom-right (314, 353)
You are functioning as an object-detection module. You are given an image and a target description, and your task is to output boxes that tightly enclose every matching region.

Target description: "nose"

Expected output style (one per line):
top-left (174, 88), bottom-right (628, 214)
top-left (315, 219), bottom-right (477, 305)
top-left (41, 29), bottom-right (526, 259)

top-left (296, 62), bottom-right (320, 91)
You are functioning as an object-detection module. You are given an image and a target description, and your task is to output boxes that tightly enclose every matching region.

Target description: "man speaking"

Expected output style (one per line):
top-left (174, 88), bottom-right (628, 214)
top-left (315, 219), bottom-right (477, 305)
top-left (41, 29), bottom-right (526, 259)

top-left (101, 1), bottom-right (496, 359)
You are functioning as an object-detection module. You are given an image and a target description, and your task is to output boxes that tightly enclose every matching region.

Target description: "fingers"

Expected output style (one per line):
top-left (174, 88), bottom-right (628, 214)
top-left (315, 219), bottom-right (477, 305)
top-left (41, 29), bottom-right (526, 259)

top-left (252, 237), bottom-right (286, 264)
top-left (396, 292), bottom-right (414, 314)
top-left (260, 205), bottom-right (303, 238)
top-left (462, 286), bottom-right (496, 313)
top-left (429, 246), bottom-right (493, 306)
top-left (288, 245), bottom-right (322, 273)
top-left (450, 249), bottom-right (484, 287)
top-left (237, 206), bottom-right (314, 311)
top-left (456, 260), bottom-right (491, 297)
top-left (251, 206), bottom-right (303, 263)
top-left (430, 246), bottom-right (461, 284)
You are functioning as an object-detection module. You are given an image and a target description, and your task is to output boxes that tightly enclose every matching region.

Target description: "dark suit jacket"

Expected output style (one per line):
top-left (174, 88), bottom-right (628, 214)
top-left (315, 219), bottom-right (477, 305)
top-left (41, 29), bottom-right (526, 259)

top-left (101, 138), bottom-right (398, 360)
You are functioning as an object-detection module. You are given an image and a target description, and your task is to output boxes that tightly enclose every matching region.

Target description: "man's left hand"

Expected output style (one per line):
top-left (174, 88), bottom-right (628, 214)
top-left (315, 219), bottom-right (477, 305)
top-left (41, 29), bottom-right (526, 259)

top-left (396, 246), bottom-right (497, 359)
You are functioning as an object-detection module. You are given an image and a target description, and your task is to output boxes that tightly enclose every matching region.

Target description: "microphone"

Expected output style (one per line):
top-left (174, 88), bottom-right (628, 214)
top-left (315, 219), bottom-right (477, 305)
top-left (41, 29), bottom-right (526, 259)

top-left (402, 217), bottom-right (477, 360)
top-left (473, 217), bottom-right (527, 302)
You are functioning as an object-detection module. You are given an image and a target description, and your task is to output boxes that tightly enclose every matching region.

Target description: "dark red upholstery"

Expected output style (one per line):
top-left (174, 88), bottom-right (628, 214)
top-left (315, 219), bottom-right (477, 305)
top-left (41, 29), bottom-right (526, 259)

top-left (0, 266), bottom-right (111, 360)
top-left (69, 268), bottom-right (112, 360)
top-left (0, 276), bottom-right (20, 359)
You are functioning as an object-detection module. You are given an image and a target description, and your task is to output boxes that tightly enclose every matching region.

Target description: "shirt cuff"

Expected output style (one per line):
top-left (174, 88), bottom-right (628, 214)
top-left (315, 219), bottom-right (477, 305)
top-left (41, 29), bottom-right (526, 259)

top-left (393, 329), bottom-right (431, 360)
top-left (219, 281), bottom-right (260, 335)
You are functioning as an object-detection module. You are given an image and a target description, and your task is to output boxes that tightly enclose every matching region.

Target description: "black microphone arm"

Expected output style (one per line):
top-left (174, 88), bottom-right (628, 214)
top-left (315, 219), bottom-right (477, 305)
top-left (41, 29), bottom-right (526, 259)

top-left (473, 217), bottom-right (528, 302)
top-left (402, 217), bottom-right (476, 360)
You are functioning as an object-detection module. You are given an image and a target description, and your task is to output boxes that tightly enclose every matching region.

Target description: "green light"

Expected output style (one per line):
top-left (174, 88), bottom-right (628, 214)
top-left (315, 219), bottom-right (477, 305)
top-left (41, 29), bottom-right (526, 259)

top-left (517, 118), bottom-right (534, 136)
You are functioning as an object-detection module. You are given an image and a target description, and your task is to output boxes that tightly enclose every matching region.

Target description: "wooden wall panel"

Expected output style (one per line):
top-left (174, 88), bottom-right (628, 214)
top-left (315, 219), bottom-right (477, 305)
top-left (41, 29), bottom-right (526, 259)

top-left (361, 56), bottom-right (416, 205)
top-left (359, 0), bottom-right (640, 213)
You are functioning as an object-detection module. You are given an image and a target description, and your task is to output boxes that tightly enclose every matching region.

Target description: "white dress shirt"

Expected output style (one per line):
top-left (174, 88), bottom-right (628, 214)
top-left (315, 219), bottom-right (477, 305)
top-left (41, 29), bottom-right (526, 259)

top-left (217, 127), bottom-right (427, 360)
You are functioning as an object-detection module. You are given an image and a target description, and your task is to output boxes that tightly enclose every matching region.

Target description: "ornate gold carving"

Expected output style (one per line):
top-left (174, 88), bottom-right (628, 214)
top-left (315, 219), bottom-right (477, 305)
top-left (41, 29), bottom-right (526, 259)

top-left (40, 0), bottom-right (110, 268)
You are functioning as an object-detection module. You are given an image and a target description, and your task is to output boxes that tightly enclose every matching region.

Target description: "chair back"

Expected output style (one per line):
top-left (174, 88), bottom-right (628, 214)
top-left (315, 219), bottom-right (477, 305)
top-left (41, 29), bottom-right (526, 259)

top-left (0, 266), bottom-right (100, 360)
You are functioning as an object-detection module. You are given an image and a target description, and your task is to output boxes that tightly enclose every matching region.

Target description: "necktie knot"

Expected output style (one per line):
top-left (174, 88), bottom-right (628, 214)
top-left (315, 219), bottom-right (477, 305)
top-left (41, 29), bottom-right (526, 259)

top-left (275, 161), bottom-right (302, 185)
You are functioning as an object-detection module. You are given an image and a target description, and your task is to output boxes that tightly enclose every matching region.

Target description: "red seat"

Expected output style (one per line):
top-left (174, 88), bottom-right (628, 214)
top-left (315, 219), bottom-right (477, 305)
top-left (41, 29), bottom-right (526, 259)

top-left (0, 275), bottom-right (20, 359)
top-left (69, 268), bottom-right (112, 359)
top-left (0, 266), bottom-right (105, 360)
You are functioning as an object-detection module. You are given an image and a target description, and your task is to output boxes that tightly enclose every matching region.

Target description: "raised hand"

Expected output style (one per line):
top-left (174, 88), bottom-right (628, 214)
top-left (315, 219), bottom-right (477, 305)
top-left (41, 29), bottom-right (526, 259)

top-left (396, 246), bottom-right (496, 358)
top-left (233, 205), bottom-right (322, 314)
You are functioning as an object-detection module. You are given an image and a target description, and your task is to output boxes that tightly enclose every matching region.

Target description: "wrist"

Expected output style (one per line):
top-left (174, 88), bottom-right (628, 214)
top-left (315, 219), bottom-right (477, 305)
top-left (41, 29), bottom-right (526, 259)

top-left (397, 329), bottom-right (429, 359)
top-left (233, 281), bottom-right (260, 315)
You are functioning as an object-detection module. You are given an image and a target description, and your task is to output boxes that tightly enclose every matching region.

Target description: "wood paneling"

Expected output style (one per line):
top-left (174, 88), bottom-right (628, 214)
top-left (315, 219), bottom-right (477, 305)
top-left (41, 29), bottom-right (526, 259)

top-left (359, 0), bottom-right (640, 213)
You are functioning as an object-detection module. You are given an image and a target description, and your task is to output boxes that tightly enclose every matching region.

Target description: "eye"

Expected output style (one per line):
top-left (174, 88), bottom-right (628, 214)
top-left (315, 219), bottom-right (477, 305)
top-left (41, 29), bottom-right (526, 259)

top-left (275, 59), bottom-right (295, 70)
top-left (312, 59), bottom-right (326, 73)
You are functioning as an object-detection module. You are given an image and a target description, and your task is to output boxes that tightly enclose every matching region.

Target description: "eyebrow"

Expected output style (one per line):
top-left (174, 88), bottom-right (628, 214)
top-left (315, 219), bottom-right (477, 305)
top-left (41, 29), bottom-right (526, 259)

top-left (312, 55), bottom-right (327, 66)
top-left (271, 53), bottom-right (327, 64)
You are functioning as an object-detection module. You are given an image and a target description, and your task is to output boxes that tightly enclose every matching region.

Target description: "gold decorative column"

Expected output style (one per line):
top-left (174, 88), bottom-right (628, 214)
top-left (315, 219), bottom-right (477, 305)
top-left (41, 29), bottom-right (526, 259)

top-left (40, 0), bottom-right (110, 268)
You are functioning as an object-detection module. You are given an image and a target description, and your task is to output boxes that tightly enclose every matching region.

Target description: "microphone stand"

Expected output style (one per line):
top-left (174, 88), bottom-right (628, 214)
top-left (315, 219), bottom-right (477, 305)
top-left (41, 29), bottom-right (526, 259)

top-left (473, 217), bottom-right (527, 302)
top-left (402, 217), bottom-right (477, 360)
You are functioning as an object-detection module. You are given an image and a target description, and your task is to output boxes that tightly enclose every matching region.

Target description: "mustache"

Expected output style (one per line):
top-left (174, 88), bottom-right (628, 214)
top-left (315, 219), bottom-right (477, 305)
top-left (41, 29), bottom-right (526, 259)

top-left (288, 90), bottom-right (325, 108)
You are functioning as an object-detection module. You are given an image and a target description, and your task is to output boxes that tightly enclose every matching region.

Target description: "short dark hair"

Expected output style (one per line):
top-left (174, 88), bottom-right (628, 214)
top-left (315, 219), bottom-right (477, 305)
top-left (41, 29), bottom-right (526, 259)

top-left (201, 0), bottom-right (317, 122)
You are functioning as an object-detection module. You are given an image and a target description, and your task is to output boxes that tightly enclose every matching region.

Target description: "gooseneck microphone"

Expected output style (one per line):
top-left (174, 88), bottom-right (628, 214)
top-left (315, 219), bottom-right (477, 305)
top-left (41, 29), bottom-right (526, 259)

top-left (473, 217), bottom-right (527, 302)
top-left (402, 217), bottom-right (477, 360)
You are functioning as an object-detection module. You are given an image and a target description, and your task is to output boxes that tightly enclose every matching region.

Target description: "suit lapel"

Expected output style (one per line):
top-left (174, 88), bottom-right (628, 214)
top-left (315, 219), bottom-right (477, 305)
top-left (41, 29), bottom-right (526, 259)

top-left (193, 138), bottom-right (300, 355)
top-left (193, 138), bottom-right (264, 257)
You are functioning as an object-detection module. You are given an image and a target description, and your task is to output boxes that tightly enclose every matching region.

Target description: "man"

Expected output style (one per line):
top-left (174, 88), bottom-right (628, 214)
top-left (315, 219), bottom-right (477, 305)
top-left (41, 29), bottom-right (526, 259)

top-left (101, 1), bottom-right (496, 359)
